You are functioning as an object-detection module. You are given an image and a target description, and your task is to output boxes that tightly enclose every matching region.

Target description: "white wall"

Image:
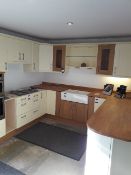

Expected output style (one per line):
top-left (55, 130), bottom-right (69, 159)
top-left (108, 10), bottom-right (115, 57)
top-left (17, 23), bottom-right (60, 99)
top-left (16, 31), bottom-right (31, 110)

top-left (44, 67), bottom-right (131, 91)
top-left (4, 64), bottom-right (45, 92)
top-left (4, 65), bottom-right (131, 92)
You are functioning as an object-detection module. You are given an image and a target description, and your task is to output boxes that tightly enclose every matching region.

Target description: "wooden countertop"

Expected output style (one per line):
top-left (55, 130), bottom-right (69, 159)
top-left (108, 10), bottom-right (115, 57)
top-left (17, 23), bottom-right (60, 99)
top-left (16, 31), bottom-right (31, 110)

top-left (34, 82), bottom-right (131, 141)
top-left (88, 96), bottom-right (131, 141)
top-left (34, 82), bottom-right (103, 94)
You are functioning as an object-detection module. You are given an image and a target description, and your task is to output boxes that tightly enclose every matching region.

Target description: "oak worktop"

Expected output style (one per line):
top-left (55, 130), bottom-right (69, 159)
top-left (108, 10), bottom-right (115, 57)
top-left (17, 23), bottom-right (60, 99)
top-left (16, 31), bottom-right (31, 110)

top-left (34, 82), bottom-right (131, 141)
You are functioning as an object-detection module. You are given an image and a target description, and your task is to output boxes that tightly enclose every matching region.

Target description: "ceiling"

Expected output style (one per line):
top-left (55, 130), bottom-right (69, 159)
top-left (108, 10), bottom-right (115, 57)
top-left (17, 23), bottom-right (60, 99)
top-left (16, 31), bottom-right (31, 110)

top-left (0, 0), bottom-right (131, 39)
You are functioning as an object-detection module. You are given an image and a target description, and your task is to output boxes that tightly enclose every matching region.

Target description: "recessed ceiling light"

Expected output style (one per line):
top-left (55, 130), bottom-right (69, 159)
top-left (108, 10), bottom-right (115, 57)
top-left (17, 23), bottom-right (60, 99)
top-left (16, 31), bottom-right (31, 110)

top-left (67, 22), bottom-right (74, 26)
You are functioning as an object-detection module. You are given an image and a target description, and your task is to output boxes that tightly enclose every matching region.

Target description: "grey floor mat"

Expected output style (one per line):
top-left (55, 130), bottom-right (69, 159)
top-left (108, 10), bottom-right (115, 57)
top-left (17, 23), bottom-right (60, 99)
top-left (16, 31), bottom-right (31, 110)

top-left (16, 122), bottom-right (87, 161)
top-left (0, 161), bottom-right (25, 175)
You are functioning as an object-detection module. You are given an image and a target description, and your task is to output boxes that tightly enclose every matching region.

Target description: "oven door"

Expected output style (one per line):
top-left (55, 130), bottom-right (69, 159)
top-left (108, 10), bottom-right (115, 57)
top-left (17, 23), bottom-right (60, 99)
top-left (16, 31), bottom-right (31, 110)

top-left (0, 97), bottom-right (4, 120)
top-left (0, 81), bottom-right (4, 95)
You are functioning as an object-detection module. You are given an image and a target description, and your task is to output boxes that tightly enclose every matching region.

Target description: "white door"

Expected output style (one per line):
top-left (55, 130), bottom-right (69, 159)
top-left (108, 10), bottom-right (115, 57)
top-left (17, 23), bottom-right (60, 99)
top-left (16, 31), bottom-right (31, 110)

top-left (39, 44), bottom-right (53, 72)
top-left (113, 43), bottom-right (131, 77)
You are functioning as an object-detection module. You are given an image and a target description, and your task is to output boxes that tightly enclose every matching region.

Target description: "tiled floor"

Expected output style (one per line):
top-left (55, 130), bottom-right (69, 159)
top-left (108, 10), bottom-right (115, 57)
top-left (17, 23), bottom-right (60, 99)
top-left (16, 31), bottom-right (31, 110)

top-left (0, 138), bottom-right (86, 175)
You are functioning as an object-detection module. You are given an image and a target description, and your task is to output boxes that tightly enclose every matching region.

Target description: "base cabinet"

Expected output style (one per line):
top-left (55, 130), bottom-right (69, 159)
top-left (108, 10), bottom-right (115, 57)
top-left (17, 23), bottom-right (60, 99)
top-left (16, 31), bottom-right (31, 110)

top-left (59, 100), bottom-right (88, 123)
top-left (46, 90), bottom-right (56, 115)
top-left (0, 119), bottom-right (6, 137)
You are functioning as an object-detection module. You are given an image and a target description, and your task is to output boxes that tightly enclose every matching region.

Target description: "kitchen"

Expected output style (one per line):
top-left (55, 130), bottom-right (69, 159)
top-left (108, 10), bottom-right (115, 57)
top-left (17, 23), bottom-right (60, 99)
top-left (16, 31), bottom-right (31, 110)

top-left (0, 0), bottom-right (131, 175)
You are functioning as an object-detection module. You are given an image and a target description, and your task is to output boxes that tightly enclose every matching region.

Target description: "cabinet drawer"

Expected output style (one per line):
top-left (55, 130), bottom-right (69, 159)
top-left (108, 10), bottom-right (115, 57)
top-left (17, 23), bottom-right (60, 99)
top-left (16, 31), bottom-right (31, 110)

top-left (17, 113), bottom-right (28, 128)
top-left (32, 107), bottom-right (40, 120)
top-left (16, 111), bottom-right (32, 128)
top-left (16, 95), bottom-right (32, 115)
top-left (32, 92), bottom-right (41, 108)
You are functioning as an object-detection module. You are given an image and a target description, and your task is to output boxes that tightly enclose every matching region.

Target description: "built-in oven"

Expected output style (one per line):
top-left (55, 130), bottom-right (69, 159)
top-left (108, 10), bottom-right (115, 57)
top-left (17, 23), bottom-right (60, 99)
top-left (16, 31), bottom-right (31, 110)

top-left (0, 96), bottom-right (4, 120)
top-left (0, 74), bottom-right (4, 95)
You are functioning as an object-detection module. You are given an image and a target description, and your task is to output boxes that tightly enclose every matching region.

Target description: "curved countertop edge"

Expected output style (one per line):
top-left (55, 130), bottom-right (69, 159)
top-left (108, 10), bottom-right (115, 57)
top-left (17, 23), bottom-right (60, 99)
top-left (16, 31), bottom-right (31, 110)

top-left (87, 96), bottom-right (131, 142)
top-left (34, 82), bottom-right (131, 142)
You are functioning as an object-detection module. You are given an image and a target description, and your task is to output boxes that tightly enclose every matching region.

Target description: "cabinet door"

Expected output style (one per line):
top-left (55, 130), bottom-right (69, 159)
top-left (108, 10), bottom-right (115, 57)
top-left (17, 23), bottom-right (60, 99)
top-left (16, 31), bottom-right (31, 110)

top-left (60, 100), bottom-right (73, 119)
top-left (0, 35), bottom-right (8, 72)
top-left (113, 43), bottom-right (131, 77)
top-left (0, 119), bottom-right (6, 137)
top-left (6, 37), bottom-right (32, 64)
top-left (17, 112), bottom-right (32, 128)
top-left (39, 44), bottom-right (53, 72)
top-left (16, 39), bottom-right (32, 64)
top-left (6, 37), bottom-right (19, 63)
top-left (96, 44), bottom-right (115, 75)
top-left (60, 100), bottom-right (88, 123)
top-left (72, 102), bottom-right (88, 123)
top-left (32, 42), bottom-right (39, 71)
top-left (40, 90), bottom-right (47, 116)
top-left (46, 90), bottom-right (56, 115)
top-left (53, 45), bottom-right (66, 72)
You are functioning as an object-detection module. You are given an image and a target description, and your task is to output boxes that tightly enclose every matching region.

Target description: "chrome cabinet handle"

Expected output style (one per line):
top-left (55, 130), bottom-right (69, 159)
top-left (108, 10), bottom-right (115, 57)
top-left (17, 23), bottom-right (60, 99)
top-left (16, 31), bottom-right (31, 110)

top-left (23, 53), bottom-right (24, 60)
top-left (19, 52), bottom-right (21, 60)
top-left (5, 62), bottom-right (7, 70)
top-left (33, 63), bottom-right (35, 70)
top-left (33, 110), bottom-right (39, 113)
top-left (21, 115), bottom-right (26, 118)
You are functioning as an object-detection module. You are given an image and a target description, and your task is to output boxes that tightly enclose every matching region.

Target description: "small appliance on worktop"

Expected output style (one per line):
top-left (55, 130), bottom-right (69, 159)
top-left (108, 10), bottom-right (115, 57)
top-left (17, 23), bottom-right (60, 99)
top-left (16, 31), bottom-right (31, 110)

top-left (115, 85), bottom-right (127, 98)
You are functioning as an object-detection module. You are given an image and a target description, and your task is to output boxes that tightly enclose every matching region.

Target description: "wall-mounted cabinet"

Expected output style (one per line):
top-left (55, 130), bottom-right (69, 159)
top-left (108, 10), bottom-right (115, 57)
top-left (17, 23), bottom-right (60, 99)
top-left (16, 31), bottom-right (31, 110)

top-left (96, 44), bottom-right (115, 75)
top-left (23, 42), bottom-right (39, 72)
top-left (66, 44), bottom-right (98, 69)
top-left (53, 45), bottom-right (66, 72)
top-left (6, 36), bottom-right (32, 64)
top-left (113, 43), bottom-right (131, 77)
top-left (39, 44), bottom-right (53, 72)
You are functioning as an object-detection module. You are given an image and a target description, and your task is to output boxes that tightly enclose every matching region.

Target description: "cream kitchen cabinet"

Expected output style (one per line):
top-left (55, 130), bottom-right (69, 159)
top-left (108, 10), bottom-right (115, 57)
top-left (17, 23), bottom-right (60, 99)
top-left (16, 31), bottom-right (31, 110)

top-left (0, 35), bottom-right (8, 72)
top-left (6, 36), bottom-right (32, 64)
top-left (94, 97), bottom-right (106, 112)
top-left (31, 92), bottom-right (41, 120)
top-left (40, 90), bottom-right (47, 116)
top-left (15, 94), bottom-right (33, 128)
top-left (0, 119), bottom-right (6, 137)
top-left (23, 42), bottom-right (39, 72)
top-left (113, 43), bottom-right (131, 77)
top-left (39, 44), bottom-right (53, 72)
top-left (46, 90), bottom-right (56, 115)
